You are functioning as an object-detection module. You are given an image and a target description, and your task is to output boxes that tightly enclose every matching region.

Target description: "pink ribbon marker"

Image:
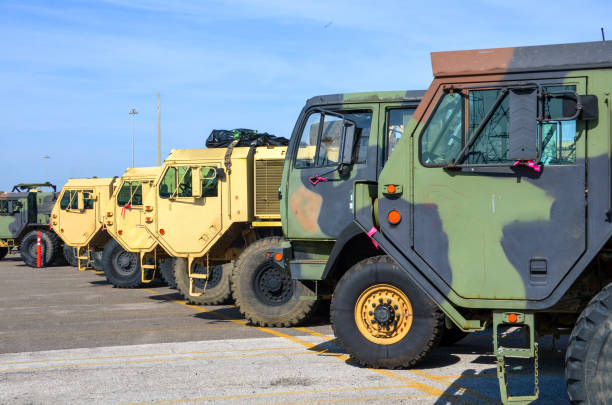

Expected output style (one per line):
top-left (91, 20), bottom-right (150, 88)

top-left (309, 175), bottom-right (329, 185)
top-left (513, 160), bottom-right (541, 172)
top-left (121, 204), bottom-right (132, 217)
top-left (367, 226), bottom-right (379, 249)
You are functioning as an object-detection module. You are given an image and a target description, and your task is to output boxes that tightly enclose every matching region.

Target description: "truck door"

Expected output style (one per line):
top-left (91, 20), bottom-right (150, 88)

top-left (154, 164), bottom-right (223, 256)
top-left (408, 78), bottom-right (587, 301)
top-left (285, 104), bottom-right (378, 240)
top-left (114, 180), bottom-right (154, 250)
top-left (56, 189), bottom-right (97, 246)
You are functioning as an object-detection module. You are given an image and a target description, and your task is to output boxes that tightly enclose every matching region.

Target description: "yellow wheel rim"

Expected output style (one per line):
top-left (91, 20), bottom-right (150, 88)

top-left (354, 283), bottom-right (413, 345)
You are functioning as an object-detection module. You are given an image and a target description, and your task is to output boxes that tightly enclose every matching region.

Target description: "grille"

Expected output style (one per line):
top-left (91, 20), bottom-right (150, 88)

top-left (254, 160), bottom-right (283, 218)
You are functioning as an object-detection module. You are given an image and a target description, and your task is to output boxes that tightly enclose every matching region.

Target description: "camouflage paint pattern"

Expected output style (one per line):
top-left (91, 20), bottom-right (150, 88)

top-left (0, 186), bottom-right (59, 246)
top-left (280, 91), bottom-right (423, 279)
top-left (362, 41), bottom-right (612, 312)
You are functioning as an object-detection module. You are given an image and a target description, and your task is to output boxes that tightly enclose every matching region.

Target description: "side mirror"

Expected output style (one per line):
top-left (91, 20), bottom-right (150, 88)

top-left (192, 167), bottom-right (202, 198)
top-left (508, 88), bottom-right (538, 161)
top-left (216, 167), bottom-right (226, 180)
top-left (77, 192), bottom-right (85, 210)
top-left (338, 120), bottom-right (357, 175)
top-left (562, 94), bottom-right (598, 121)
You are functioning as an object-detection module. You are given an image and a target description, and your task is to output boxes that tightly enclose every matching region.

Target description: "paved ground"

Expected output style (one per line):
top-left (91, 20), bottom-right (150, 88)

top-left (0, 253), bottom-right (570, 404)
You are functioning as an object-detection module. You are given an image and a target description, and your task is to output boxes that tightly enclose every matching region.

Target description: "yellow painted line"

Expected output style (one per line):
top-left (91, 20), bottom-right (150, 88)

top-left (0, 349), bottom-right (319, 374)
top-left (141, 290), bottom-right (459, 402)
top-left (0, 346), bottom-right (296, 366)
top-left (431, 371), bottom-right (564, 379)
top-left (122, 383), bottom-right (423, 405)
top-left (278, 393), bottom-right (437, 405)
top-left (293, 325), bottom-right (492, 404)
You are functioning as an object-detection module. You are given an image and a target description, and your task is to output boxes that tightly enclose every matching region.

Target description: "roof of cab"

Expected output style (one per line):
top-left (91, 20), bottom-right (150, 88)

top-left (121, 166), bottom-right (162, 179)
top-left (431, 40), bottom-right (612, 78)
top-left (63, 177), bottom-right (116, 188)
top-left (305, 90), bottom-right (426, 108)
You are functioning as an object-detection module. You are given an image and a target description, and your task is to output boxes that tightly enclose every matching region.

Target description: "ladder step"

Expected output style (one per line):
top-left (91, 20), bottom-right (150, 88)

top-left (190, 274), bottom-right (208, 279)
top-left (77, 256), bottom-right (89, 260)
top-left (141, 264), bottom-right (156, 269)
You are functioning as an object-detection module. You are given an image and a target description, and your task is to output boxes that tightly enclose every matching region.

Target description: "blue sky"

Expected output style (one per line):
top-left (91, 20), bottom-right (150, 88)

top-left (0, 0), bottom-right (610, 191)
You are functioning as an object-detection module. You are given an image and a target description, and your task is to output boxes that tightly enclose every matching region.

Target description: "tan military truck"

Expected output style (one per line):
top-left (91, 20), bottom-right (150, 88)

top-left (141, 146), bottom-right (285, 306)
top-left (51, 178), bottom-right (118, 270)
top-left (101, 166), bottom-right (172, 288)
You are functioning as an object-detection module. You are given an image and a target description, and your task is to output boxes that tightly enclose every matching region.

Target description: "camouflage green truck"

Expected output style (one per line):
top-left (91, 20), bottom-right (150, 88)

top-left (232, 91), bottom-right (424, 326)
top-left (0, 183), bottom-right (61, 267)
top-left (265, 41), bottom-right (612, 404)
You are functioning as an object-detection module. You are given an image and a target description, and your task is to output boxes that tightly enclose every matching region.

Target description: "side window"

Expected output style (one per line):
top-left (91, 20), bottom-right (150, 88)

top-left (540, 85), bottom-right (577, 165)
top-left (60, 191), bottom-right (70, 210)
top-left (295, 110), bottom-right (373, 168)
top-left (296, 114), bottom-right (320, 168)
top-left (159, 167), bottom-right (177, 198)
top-left (177, 167), bottom-right (192, 198)
top-left (420, 93), bottom-right (463, 165)
top-left (467, 89), bottom-right (511, 164)
top-left (420, 85), bottom-right (578, 166)
top-left (83, 190), bottom-right (95, 209)
top-left (318, 114), bottom-right (343, 166)
top-left (117, 182), bottom-right (142, 207)
top-left (386, 108), bottom-right (416, 159)
top-left (201, 167), bottom-right (218, 197)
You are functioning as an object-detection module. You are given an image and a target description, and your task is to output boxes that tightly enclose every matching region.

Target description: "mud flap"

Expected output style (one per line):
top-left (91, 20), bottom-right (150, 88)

top-left (493, 311), bottom-right (539, 404)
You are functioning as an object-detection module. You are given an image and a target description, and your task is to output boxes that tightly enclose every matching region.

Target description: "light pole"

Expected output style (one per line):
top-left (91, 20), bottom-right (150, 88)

top-left (129, 108), bottom-right (138, 167)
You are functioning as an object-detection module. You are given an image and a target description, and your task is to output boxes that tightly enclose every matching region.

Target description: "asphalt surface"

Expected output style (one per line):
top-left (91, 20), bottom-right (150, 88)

top-left (0, 253), bottom-right (571, 404)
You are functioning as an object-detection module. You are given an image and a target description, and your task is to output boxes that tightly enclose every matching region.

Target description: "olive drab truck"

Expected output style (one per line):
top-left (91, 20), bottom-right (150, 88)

top-left (233, 91), bottom-right (425, 327)
top-left (141, 146), bottom-right (286, 308)
top-left (0, 182), bottom-right (61, 267)
top-left (51, 178), bottom-right (118, 270)
top-left (273, 41), bottom-right (612, 404)
top-left (101, 166), bottom-right (169, 288)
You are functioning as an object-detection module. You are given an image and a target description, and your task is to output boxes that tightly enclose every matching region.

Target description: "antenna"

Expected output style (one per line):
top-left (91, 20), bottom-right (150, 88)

top-left (602, 27), bottom-right (606, 41)
top-left (157, 92), bottom-right (161, 166)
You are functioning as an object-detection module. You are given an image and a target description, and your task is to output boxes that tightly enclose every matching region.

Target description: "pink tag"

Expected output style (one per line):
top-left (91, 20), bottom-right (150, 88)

top-left (367, 226), bottom-right (379, 249)
top-left (513, 160), bottom-right (541, 172)
top-left (309, 176), bottom-right (329, 185)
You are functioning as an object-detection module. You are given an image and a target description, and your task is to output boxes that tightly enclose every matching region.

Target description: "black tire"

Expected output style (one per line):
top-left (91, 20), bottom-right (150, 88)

top-left (565, 282), bottom-right (612, 404)
top-left (102, 239), bottom-right (142, 288)
top-left (174, 258), bottom-right (232, 305)
top-left (231, 237), bottom-right (316, 327)
top-left (0, 247), bottom-right (8, 260)
top-left (331, 256), bottom-right (444, 369)
top-left (91, 251), bottom-right (103, 271)
top-left (159, 258), bottom-right (177, 289)
top-left (439, 322), bottom-right (468, 346)
top-left (62, 245), bottom-right (78, 267)
top-left (19, 229), bottom-right (59, 267)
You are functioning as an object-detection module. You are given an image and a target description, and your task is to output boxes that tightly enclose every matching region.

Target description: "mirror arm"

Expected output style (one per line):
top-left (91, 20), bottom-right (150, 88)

top-left (452, 88), bottom-right (509, 166)
top-left (540, 91), bottom-right (582, 122)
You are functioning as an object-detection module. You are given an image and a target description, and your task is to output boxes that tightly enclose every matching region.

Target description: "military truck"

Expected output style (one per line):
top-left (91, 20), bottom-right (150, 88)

top-left (51, 178), bottom-right (118, 270)
top-left (140, 146), bottom-right (286, 306)
top-left (0, 182), bottom-right (61, 267)
top-left (101, 166), bottom-right (173, 288)
top-left (231, 91), bottom-right (424, 327)
top-left (266, 41), bottom-right (612, 403)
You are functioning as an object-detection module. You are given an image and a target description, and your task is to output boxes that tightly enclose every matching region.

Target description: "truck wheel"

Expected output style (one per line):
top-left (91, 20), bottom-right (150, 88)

top-left (174, 258), bottom-right (232, 305)
top-left (331, 256), bottom-right (444, 368)
top-left (0, 247), bottom-right (8, 260)
top-left (232, 237), bottom-right (316, 327)
top-left (62, 245), bottom-right (78, 267)
top-left (159, 258), bottom-right (177, 289)
top-left (19, 229), bottom-right (59, 267)
top-left (91, 251), bottom-right (103, 271)
top-left (565, 282), bottom-right (612, 404)
top-left (439, 322), bottom-right (468, 346)
top-left (102, 239), bottom-right (141, 288)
